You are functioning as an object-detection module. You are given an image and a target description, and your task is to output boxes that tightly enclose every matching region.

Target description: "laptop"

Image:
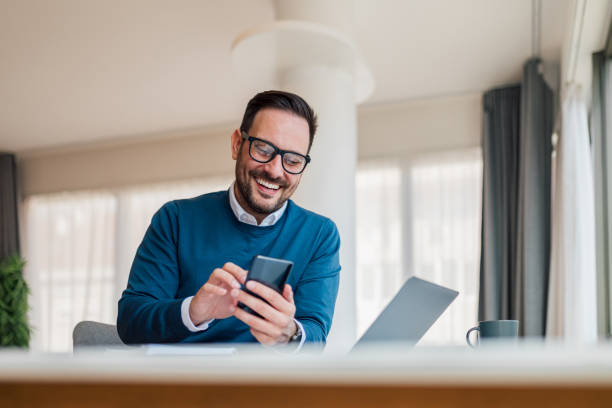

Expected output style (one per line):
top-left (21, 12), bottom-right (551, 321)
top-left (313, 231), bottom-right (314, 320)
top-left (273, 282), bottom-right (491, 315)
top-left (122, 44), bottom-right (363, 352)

top-left (353, 276), bottom-right (458, 349)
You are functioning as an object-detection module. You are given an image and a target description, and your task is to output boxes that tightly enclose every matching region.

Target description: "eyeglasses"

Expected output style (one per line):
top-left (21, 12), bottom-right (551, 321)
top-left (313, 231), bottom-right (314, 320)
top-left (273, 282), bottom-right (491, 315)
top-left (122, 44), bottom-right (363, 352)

top-left (241, 131), bottom-right (311, 175)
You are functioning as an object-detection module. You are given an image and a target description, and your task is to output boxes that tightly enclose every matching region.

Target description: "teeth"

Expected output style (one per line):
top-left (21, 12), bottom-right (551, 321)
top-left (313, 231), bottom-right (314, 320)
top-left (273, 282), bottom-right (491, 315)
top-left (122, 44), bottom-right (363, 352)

top-left (256, 178), bottom-right (280, 190)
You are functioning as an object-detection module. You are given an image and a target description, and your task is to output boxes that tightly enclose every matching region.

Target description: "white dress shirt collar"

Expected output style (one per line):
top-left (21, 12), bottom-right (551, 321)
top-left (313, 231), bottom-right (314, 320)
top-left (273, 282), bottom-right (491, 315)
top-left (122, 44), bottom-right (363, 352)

top-left (228, 181), bottom-right (287, 227)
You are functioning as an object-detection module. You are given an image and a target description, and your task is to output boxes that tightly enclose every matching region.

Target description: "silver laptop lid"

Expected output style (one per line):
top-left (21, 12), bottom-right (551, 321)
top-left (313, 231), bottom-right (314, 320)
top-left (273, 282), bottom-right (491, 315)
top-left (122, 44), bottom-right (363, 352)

top-left (354, 276), bottom-right (458, 347)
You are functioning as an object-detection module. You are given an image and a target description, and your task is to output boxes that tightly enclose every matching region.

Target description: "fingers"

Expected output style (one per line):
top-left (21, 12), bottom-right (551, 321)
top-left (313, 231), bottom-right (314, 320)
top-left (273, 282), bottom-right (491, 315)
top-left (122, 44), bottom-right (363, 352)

top-left (245, 280), bottom-right (295, 315)
top-left (236, 290), bottom-right (291, 328)
top-left (203, 283), bottom-right (227, 296)
top-left (250, 328), bottom-right (279, 346)
top-left (204, 283), bottom-right (240, 298)
top-left (233, 307), bottom-right (283, 339)
top-left (283, 284), bottom-right (294, 303)
top-left (222, 262), bottom-right (247, 284)
top-left (210, 267), bottom-right (242, 289)
top-left (232, 280), bottom-right (296, 346)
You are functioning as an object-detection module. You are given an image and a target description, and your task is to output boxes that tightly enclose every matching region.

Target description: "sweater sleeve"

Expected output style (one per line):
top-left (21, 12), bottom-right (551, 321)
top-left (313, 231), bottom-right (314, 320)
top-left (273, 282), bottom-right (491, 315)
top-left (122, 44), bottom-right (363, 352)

top-left (293, 219), bottom-right (341, 344)
top-left (117, 201), bottom-right (191, 344)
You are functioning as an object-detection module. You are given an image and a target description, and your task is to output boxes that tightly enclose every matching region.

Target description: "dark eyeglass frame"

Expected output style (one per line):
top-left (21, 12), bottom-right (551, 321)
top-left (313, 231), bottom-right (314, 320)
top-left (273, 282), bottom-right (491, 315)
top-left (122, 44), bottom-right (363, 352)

top-left (241, 131), bottom-right (311, 175)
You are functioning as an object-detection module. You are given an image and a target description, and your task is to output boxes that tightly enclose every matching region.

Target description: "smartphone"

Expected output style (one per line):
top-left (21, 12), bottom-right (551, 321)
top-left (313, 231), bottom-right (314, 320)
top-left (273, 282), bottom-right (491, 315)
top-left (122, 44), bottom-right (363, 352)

top-left (238, 255), bottom-right (293, 317)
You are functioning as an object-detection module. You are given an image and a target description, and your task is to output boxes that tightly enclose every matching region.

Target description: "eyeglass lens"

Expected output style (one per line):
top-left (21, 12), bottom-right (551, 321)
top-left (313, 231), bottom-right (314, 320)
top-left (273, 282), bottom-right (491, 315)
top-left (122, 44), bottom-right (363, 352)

top-left (250, 139), bottom-right (306, 174)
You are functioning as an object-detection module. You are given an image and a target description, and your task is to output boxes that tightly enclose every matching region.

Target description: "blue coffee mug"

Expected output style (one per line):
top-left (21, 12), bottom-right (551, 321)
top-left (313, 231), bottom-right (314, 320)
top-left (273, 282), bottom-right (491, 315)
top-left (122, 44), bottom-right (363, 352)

top-left (466, 320), bottom-right (519, 347)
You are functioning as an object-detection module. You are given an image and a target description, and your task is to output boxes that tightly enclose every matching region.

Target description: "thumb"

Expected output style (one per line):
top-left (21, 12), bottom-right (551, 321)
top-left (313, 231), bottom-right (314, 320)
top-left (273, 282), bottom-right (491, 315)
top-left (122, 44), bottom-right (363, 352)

top-left (283, 284), bottom-right (294, 303)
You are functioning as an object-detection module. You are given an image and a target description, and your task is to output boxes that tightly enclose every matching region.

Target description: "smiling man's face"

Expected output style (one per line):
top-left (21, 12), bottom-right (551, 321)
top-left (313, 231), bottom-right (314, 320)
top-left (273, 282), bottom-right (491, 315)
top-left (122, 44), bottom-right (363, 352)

top-left (231, 108), bottom-right (310, 223)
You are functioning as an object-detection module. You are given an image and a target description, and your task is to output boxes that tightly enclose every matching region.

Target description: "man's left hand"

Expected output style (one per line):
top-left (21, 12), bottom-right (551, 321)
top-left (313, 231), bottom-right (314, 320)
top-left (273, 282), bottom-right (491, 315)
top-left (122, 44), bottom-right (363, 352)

top-left (233, 281), bottom-right (297, 345)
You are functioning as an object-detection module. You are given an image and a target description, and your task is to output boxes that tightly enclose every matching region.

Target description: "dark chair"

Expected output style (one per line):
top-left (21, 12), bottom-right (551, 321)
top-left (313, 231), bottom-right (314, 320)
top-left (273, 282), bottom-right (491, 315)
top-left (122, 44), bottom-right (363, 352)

top-left (72, 320), bottom-right (125, 350)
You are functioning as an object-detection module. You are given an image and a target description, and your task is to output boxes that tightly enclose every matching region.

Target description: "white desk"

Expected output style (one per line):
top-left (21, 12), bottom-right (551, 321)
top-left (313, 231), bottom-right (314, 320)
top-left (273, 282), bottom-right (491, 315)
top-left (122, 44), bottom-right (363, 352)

top-left (1, 343), bottom-right (612, 407)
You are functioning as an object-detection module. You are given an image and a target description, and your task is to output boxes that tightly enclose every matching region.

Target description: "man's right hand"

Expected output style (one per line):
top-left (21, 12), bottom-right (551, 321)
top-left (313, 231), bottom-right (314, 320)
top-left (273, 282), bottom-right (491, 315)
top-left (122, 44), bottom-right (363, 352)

top-left (189, 262), bottom-right (247, 326)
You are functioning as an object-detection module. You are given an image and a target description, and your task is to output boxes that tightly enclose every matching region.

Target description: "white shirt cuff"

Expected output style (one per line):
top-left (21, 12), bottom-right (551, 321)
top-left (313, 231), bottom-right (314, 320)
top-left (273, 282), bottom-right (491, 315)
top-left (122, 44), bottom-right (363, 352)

top-left (181, 296), bottom-right (214, 332)
top-left (292, 318), bottom-right (306, 352)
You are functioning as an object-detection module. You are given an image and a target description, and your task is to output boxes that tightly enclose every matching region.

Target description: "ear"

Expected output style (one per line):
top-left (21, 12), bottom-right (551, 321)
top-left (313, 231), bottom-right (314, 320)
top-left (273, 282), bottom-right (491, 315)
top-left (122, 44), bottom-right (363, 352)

top-left (231, 129), bottom-right (243, 160)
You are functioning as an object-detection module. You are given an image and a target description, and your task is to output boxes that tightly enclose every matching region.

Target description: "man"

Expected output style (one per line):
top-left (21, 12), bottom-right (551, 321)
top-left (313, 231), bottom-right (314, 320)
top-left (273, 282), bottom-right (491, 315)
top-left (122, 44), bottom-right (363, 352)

top-left (117, 90), bottom-right (341, 349)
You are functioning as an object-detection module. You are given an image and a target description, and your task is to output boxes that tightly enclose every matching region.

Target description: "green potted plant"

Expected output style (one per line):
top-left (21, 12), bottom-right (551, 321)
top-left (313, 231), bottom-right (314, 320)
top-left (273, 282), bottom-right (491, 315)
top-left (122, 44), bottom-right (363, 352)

top-left (0, 255), bottom-right (30, 347)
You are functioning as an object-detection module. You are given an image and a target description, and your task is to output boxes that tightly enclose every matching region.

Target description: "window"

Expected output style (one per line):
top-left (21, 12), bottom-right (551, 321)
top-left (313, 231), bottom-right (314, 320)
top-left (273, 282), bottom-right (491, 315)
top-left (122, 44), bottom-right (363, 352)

top-left (592, 51), bottom-right (612, 337)
top-left (355, 162), bottom-right (403, 335)
top-left (23, 192), bottom-right (117, 352)
top-left (356, 149), bottom-right (482, 345)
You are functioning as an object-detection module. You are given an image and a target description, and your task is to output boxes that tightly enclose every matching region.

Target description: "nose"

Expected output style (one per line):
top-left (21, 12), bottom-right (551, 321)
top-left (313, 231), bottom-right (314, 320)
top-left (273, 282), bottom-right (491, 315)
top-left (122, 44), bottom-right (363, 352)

top-left (264, 153), bottom-right (284, 179)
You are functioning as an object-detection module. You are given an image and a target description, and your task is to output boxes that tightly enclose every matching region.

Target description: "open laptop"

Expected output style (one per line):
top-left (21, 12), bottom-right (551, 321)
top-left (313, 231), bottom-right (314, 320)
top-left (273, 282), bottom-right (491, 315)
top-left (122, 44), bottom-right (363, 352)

top-left (353, 276), bottom-right (458, 349)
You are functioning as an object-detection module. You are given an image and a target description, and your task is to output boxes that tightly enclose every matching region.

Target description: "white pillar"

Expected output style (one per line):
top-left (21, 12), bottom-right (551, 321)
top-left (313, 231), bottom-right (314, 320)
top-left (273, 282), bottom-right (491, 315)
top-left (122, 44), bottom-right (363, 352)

top-left (232, 1), bottom-right (373, 354)
top-left (281, 65), bottom-right (357, 353)
top-left (273, 0), bottom-right (355, 38)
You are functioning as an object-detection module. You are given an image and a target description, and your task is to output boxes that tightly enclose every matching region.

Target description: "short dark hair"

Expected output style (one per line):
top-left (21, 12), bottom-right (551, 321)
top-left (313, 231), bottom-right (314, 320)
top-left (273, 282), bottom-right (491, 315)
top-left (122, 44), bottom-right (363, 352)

top-left (239, 90), bottom-right (318, 153)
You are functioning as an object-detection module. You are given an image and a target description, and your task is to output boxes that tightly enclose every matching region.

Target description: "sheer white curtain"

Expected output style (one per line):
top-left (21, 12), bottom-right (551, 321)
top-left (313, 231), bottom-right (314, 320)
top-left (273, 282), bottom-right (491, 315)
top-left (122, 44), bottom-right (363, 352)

top-left (355, 149), bottom-right (482, 344)
top-left (356, 161), bottom-right (403, 336)
top-left (412, 150), bottom-right (482, 345)
top-left (23, 176), bottom-right (232, 352)
top-left (547, 84), bottom-right (597, 343)
top-left (23, 192), bottom-right (117, 352)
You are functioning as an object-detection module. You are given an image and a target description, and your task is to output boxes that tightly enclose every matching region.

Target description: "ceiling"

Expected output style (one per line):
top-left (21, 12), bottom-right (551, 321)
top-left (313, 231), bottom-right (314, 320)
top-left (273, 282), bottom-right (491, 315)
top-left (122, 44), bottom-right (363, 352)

top-left (0, 0), bottom-right (571, 152)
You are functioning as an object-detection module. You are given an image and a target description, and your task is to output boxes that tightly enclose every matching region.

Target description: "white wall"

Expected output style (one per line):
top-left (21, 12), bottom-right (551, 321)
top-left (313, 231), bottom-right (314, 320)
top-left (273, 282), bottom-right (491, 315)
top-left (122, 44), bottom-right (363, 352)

top-left (18, 126), bottom-right (236, 196)
top-left (18, 92), bottom-right (482, 196)
top-left (358, 93), bottom-right (481, 160)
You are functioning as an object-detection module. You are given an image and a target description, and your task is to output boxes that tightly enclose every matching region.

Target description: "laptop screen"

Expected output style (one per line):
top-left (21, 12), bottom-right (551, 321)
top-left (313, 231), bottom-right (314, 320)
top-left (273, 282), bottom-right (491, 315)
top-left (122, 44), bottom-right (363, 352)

top-left (354, 276), bottom-right (458, 348)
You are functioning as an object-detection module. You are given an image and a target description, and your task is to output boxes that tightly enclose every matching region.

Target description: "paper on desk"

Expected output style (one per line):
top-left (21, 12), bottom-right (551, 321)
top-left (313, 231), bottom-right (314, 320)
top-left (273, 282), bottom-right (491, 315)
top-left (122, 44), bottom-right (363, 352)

top-left (144, 344), bottom-right (237, 356)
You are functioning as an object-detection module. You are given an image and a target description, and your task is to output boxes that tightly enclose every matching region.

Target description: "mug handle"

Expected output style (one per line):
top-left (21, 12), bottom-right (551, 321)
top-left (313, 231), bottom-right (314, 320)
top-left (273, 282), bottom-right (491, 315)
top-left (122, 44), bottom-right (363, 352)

top-left (466, 326), bottom-right (480, 348)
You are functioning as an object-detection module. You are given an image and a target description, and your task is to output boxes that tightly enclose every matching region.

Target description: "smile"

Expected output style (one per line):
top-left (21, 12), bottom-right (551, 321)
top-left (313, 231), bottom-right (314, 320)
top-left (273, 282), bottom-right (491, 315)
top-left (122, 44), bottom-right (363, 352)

top-left (255, 178), bottom-right (280, 191)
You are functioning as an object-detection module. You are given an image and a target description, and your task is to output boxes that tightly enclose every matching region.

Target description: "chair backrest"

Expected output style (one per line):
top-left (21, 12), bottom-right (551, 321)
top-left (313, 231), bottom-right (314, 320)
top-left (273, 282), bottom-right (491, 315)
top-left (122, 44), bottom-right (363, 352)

top-left (72, 320), bottom-right (124, 350)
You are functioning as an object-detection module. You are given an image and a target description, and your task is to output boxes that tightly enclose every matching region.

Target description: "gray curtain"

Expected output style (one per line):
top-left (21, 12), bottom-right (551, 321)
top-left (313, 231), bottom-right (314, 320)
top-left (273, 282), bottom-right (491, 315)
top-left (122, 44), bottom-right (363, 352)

top-left (0, 153), bottom-right (20, 259)
top-left (515, 58), bottom-right (553, 336)
top-left (479, 85), bottom-right (521, 322)
top-left (592, 51), bottom-right (612, 337)
top-left (479, 58), bottom-right (553, 336)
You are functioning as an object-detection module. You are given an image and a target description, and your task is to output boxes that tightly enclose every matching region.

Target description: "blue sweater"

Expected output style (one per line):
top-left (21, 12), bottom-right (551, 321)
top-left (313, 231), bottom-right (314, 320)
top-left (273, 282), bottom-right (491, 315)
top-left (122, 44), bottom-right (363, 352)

top-left (117, 190), bottom-right (341, 344)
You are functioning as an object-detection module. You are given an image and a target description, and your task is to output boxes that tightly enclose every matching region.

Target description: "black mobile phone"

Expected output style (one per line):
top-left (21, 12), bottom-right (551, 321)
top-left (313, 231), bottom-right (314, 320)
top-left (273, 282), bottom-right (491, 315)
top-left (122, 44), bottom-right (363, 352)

top-left (238, 255), bottom-right (293, 317)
